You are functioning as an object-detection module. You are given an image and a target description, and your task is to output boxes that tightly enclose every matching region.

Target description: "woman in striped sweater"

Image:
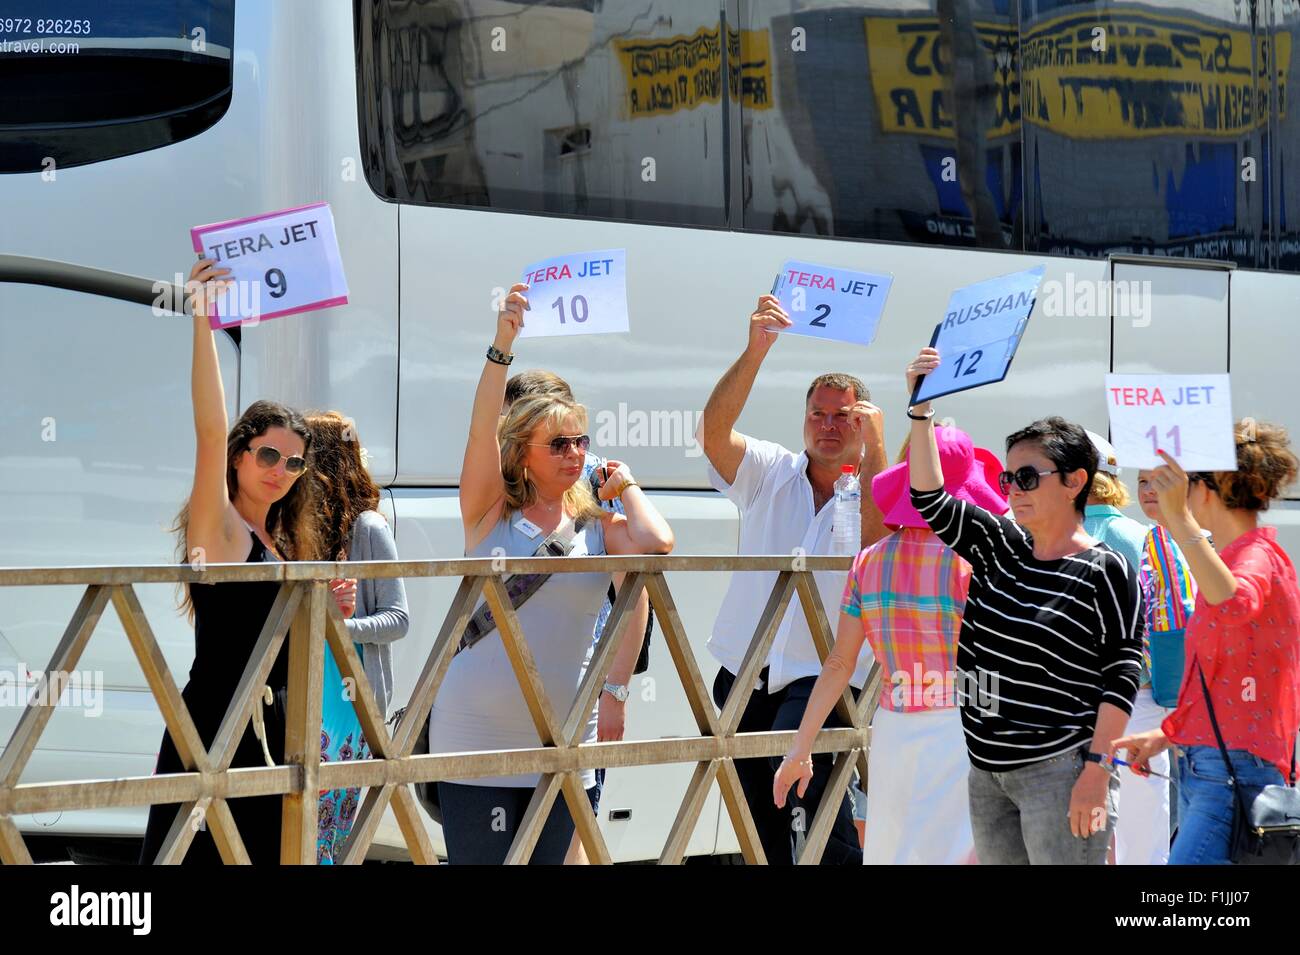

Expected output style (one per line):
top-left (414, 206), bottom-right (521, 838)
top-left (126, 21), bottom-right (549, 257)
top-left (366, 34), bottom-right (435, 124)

top-left (904, 347), bottom-right (1144, 865)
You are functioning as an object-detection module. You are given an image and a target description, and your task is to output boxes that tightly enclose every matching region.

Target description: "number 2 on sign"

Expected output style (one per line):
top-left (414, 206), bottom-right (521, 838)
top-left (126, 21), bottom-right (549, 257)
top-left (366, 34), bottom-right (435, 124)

top-left (551, 295), bottom-right (589, 324)
top-left (951, 349), bottom-right (983, 377)
top-left (1145, 425), bottom-right (1182, 457)
top-left (809, 304), bottom-right (830, 327)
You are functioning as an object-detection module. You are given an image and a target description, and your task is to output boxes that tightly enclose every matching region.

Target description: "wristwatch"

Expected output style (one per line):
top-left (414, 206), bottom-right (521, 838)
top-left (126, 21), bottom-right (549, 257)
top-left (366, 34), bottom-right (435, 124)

top-left (1082, 750), bottom-right (1112, 767)
top-left (602, 682), bottom-right (630, 702)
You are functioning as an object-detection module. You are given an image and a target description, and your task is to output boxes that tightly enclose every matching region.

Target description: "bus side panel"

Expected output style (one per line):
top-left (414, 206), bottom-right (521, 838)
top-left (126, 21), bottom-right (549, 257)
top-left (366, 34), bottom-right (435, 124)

top-left (1228, 269), bottom-right (1300, 554)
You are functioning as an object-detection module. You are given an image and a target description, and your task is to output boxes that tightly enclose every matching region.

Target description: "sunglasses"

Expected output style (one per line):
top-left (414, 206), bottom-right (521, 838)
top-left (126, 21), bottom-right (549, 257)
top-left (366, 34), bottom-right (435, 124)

top-left (249, 444), bottom-right (307, 475)
top-left (527, 434), bottom-right (590, 457)
top-left (997, 466), bottom-right (1065, 495)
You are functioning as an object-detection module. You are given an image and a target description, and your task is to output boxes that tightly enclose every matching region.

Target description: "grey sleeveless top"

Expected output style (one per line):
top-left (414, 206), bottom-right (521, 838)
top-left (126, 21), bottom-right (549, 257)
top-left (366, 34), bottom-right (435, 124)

top-left (428, 511), bottom-right (609, 789)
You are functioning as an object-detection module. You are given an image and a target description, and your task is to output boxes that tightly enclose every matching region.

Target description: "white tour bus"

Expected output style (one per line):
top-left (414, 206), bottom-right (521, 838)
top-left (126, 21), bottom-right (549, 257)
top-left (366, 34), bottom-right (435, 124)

top-left (2, 0), bottom-right (1298, 861)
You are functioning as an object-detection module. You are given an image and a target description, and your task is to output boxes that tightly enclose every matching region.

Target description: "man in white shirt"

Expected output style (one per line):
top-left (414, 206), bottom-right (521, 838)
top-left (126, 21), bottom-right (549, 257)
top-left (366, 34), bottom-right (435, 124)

top-left (700, 293), bottom-right (887, 864)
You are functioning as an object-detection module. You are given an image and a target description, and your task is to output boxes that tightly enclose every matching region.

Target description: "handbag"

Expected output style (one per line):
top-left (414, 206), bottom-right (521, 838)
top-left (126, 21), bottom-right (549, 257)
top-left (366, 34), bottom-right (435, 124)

top-left (1148, 627), bottom-right (1186, 708)
top-left (1195, 659), bottom-right (1300, 864)
top-left (395, 518), bottom-right (586, 824)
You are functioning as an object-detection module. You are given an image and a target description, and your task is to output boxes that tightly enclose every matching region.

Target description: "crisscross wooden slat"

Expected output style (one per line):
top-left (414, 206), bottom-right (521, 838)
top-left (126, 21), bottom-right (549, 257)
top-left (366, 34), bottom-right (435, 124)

top-left (320, 596), bottom-right (436, 865)
top-left (0, 585), bottom-right (110, 789)
top-left (658, 759), bottom-right (719, 865)
top-left (280, 580), bottom-right (327, 864)
top-left (341, 575), bottom-right (483, 864)
top-left (561, 572), bottom-right (644, 745)
top-left (793, 570), bottom-right (872, 820)
top-left (716, 758), bottom-right (767, 864)
top-left (503, 772), bottom-right (564, 865)
top-left (482, 575), bottom-right (562, 747)
top-left (0, 815), bottom-right (33, 865)
top-left (795, 749), bottom-right (859, 865)
top-left (719, 570), bottom-right (795, 734)
top-left (561, 770), bottom-right (611, 865)
top-left (149, 581), bottom-right (301, 865)
top-left (642, 572), bottom-right (718, 737)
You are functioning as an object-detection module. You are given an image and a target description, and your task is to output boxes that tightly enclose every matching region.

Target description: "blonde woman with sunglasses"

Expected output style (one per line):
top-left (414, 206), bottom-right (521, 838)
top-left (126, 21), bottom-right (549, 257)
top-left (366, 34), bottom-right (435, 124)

top-left (428, 282), bottom-right (674, 864)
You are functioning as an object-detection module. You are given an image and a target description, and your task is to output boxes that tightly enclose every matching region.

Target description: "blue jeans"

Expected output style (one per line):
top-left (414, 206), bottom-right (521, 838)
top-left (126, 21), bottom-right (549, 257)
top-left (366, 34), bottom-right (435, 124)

top-left (1169, 746), bottom-right (1285, 865)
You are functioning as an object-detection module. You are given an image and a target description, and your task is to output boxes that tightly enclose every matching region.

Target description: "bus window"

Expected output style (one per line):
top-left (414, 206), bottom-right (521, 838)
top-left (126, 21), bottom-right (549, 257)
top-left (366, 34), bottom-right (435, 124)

top-left (354, 0), bottom-right (727, 228)
top-left (0, 0), bottom-right (235, 174)
top-left (740, 0), bottom-right (1022, 252)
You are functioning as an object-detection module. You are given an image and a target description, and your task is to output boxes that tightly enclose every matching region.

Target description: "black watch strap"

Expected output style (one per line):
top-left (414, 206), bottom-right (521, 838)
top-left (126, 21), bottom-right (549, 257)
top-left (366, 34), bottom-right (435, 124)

top-left (486, 344), bottom-right (514, 365)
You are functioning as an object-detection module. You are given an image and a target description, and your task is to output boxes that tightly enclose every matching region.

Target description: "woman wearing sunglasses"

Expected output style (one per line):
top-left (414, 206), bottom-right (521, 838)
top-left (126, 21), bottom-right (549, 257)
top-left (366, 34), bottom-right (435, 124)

top-left (429, 282), bottom-right (675, 864)
top-left (903, 347), bottom-right (1144, 865)
top-left (1113, 422), bottom-right (1299, 865)
top-left (140, 258), bottom-right (323, 864)
top-left (305, 410), bottom-right (410, 863)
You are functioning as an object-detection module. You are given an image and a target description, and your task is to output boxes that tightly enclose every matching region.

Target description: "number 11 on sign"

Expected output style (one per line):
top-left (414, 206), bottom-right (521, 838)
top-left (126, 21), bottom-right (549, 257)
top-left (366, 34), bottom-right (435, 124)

top-left (1145, 425), bottom-right (1181, 457)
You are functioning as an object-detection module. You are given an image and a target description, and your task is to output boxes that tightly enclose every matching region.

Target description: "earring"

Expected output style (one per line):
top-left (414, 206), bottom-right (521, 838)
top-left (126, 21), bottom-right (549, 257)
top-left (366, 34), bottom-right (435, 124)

top-left (523, 466), bottom-right (529, 484)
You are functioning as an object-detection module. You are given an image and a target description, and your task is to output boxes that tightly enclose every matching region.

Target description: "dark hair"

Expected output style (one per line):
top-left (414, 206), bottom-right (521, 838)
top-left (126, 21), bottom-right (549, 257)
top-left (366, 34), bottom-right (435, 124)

top-left (1004, 416), bottom-right (1096, 513)
top-left (305, 410), bottom-right (383, 560)
top-left (1209, 419), bottom-right (1298, 512)
top-left (505, 369), bottom-right (573, 408)
top-left (172, 400), bottom-right (321, 618)
top-left (805, 373), bottom-right (867, 404)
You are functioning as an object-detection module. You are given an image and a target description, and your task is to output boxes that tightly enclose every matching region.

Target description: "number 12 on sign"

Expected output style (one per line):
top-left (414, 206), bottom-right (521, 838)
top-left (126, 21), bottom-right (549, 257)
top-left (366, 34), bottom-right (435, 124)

top-left (1145, 425), bottom-right (1182, 457)
top-left (951, 348), bottom-right (984, 378)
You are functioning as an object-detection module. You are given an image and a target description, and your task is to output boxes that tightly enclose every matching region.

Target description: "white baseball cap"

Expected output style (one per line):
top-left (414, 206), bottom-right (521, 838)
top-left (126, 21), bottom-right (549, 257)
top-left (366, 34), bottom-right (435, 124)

top-left (1085, 430), bottom-right (1122, 477)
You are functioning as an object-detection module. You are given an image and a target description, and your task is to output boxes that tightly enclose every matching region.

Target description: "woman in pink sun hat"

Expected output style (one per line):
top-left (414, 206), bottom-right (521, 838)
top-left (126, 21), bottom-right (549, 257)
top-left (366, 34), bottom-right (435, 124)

top-left (774, 423), bottom-right (1008, 864)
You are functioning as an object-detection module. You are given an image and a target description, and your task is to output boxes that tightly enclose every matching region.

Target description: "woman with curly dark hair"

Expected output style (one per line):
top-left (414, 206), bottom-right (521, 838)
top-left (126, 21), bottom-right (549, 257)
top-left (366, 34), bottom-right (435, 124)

top-left (305, 410), bottom-right (409, 863)
top-left (140, 258), bottom-right (322, 865)
top-left (1114, 419), bottom-right (1300, 865)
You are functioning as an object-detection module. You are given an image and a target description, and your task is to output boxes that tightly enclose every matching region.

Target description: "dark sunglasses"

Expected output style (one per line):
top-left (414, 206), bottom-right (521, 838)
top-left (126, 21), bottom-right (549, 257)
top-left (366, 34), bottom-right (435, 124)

top-left (528, 434), bottom-right (590, 457)
top-left (997, 466), bottom-right (1064, 495)
top-left (250, 444), bottom-right (308, 474)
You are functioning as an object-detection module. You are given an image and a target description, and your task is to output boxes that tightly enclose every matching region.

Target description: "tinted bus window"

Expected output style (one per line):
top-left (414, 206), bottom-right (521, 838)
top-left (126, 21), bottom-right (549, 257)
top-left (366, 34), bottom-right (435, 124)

top-left (741, 1), bottom-right (1023, 251)
top-left (1020, 0), bottom-right (1268, 269)
top-left (354, 0), bottom-right (727, 227)
top-left (0, 0), bottom-right (234, 174)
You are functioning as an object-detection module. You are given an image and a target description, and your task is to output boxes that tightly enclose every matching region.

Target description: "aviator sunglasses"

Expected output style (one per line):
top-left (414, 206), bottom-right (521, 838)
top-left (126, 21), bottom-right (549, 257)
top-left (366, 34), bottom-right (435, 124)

top-left (527, 434), bottom-right (591, 457)
top-left (997, 465), bottom-right (1065, 495)
top-left (249, 444), bottom-right (308, 475)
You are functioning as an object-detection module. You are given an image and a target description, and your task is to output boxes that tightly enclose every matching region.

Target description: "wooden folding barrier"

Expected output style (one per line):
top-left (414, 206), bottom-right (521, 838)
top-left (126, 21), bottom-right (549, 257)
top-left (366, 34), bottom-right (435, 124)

top-left (0, 556), bottom-right (881, 865)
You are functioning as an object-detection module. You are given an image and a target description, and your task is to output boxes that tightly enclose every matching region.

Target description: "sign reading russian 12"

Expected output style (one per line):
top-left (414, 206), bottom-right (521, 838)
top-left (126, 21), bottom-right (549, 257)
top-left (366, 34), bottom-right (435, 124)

top-left (912, 266), bottom-right (1045, 403)
top-left (190, 202), bottom-right (349, 329)
top-left (516, 249), bottom-right (629, 338)
top-left (1105, 374), bottom-right (1237, 471)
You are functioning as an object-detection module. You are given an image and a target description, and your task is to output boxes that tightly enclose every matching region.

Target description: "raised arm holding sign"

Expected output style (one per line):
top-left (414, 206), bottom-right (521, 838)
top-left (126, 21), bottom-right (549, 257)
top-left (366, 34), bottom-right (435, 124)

top-left (910, 265), bottom-right (1045, 404)
top-left (516, 248), bottom-right (628, 338)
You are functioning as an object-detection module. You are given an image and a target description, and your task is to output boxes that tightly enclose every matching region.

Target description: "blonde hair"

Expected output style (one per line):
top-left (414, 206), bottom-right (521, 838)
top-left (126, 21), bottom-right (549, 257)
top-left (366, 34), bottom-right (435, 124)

top-left (1089, 472), bottom-right (1132, 507)
top-left (895, 433), bottom-right (911, 465)
top-left (498, 394), bottom-right (604, 522)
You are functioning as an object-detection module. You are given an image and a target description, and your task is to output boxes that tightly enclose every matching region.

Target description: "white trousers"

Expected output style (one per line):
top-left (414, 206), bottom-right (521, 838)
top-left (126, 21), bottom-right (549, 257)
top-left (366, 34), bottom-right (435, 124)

top-left (865, 707), bottom-right (974, 864)
top-left (1115, 687), bottom-right (1171, 865)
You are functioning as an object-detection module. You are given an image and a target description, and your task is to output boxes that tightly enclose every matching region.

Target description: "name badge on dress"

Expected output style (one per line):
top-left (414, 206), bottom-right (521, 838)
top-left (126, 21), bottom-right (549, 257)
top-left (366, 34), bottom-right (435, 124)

top-left (513, 517), bottom-right (543, 539)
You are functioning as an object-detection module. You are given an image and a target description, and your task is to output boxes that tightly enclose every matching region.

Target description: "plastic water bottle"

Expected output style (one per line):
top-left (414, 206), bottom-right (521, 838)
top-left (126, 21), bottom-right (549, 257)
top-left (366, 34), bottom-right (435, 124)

top-left (831, 464), bottom-right (861, 555)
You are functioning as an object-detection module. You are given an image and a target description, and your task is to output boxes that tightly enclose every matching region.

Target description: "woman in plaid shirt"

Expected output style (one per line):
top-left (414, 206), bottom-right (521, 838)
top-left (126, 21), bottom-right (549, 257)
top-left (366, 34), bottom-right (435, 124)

top-left (774, 426), bottom-right (1008, 863)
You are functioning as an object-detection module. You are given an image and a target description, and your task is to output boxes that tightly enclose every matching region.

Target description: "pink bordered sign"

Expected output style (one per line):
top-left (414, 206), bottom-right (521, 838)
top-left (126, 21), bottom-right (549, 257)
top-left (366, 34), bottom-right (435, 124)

top-left (190, 201), bottom-right (349, 329)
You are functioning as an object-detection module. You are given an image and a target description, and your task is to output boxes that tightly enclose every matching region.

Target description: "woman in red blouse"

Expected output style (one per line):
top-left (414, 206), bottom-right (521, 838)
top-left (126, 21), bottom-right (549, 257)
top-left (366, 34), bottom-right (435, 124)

top-left (1113, 420), bottom-right (1300, 864)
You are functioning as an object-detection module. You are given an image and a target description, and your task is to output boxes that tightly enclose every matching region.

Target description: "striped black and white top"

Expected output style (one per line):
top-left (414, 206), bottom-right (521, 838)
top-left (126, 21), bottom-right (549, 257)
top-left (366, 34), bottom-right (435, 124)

top-left (911, 487), bottom-right (1144, 773)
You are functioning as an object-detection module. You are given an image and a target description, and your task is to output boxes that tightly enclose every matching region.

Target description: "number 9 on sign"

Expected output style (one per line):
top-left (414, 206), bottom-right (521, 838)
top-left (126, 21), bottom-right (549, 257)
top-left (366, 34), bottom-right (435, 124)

top-left (266, 268), bottom-right (287, 299)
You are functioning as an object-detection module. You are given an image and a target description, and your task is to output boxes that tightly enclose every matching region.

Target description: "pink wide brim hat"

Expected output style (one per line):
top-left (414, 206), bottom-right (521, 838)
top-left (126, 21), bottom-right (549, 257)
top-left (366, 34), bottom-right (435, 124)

top-left (871, 427), bottom-right (1010, 530)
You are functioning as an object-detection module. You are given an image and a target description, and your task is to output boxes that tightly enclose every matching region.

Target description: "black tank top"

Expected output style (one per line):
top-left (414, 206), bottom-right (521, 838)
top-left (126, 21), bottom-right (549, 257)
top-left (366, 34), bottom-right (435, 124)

top-left (184, 534), bottom-right (287, 740)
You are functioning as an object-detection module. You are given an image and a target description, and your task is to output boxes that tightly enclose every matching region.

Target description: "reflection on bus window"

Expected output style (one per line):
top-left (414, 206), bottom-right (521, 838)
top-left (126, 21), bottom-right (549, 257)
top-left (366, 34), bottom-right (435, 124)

top-left (355, 0), bottom-right (727, 227)
top-left (354, 0), bottom-right (1300, 274)
top-left (0, 0), bottom-right (235, 174)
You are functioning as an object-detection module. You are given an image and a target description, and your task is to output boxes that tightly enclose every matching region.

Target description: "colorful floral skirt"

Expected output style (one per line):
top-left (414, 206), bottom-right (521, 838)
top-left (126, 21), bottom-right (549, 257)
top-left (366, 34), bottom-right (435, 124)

top-left (317, 641), bottom-right (370, 864)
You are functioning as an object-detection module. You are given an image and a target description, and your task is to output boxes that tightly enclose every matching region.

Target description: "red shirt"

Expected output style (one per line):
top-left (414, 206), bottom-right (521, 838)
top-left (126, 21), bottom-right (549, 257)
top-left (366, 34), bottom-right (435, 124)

top-left (1162, 526), bottom-right (1300, 778)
